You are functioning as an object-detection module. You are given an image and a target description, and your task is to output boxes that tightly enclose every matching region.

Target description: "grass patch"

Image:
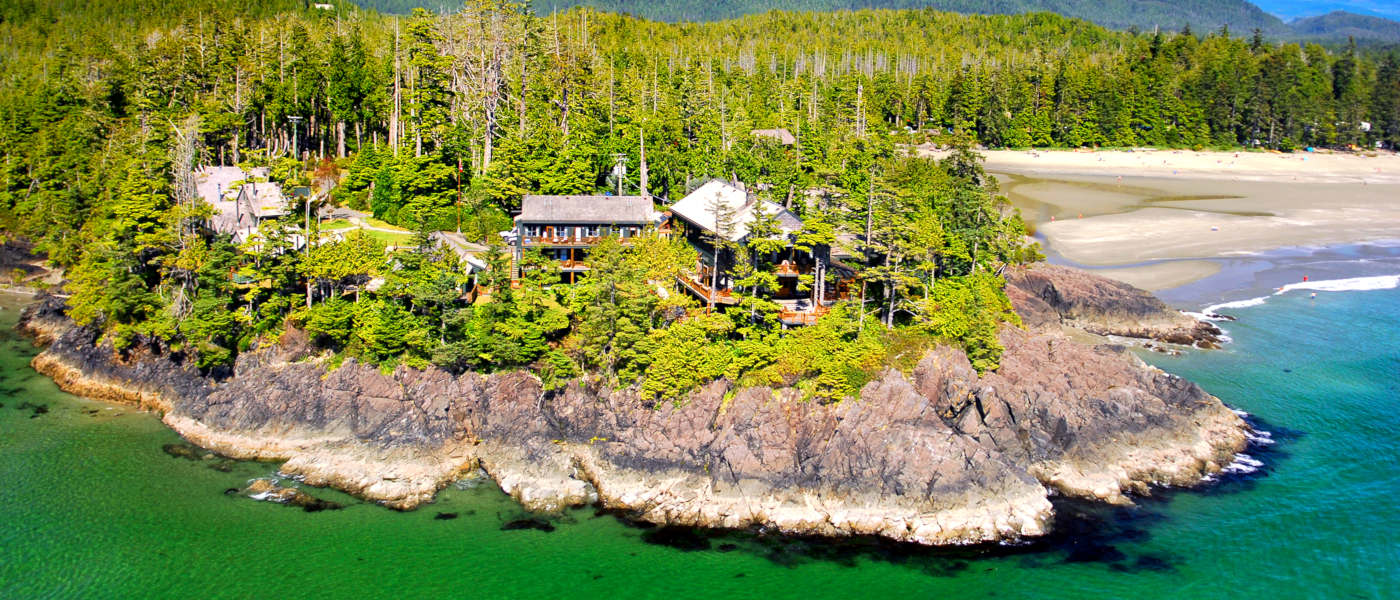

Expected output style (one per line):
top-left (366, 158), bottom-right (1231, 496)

top-left (320, 219), bottom-right (355, 230)
top-left (365, 217), bottom-right (410, 232)
top-left (362, 229), bottom-right (415, 246)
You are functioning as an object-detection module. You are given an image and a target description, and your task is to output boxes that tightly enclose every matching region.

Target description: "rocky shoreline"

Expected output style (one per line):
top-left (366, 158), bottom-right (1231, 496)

top-left (16, 265), bottom-right (1249, 546)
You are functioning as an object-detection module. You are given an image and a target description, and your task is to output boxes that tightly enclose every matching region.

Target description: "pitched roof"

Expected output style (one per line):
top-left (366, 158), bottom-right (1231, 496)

top-left (236, 181), bottom-right (290, 218)
top-left (517, 195), bottom-right (655, 224)
top-left (670, 180), bottom-right (802, 243)
top-left (751, 128), bottom-right (797, 145)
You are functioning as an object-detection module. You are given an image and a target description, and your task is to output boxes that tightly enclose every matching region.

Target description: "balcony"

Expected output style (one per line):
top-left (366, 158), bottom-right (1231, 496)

top-left (677, 270), bottom-right (738, 305)
top-left (774, 261), bottom-right (812, 277)
top-left (522, 235), bottom-right (606, 247)
top-left (520, 230), bottom-right (648, 247)
top-left (777, 301), bottom-right (830, 326)
top-left (558, 259), bottom-right (589, 271)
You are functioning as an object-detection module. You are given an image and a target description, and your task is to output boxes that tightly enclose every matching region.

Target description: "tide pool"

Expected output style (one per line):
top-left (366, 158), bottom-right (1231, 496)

top-left (1, 284), bottom-right (1396, 599)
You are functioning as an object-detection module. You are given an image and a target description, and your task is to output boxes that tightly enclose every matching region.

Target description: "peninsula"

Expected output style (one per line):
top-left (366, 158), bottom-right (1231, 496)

top-left (4, 0), bottom-right (1387, 550)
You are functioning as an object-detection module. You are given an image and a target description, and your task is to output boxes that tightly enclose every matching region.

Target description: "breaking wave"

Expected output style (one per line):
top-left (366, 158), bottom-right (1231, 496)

top-left (1222, 454), bottom-right (1265, 475)
top-left (1196, 274), bottom-right (1400, 319)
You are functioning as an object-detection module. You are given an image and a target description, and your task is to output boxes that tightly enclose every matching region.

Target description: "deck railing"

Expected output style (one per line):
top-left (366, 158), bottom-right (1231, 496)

top-left (521, 233), bottom-right (647, 246)
top-left (677, 273), bottom-right (737, 304)
top-left (779, 305), bottom-right (830, 325)
top-left (774, 262), bottom-right (812, 277)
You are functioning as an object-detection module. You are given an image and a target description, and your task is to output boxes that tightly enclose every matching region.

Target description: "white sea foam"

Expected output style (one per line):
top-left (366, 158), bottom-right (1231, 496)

top-left (1197, 273), bottom-right (1400, 318)
top-left (1222, 453), bottom-right (1265, 475)
top-left (1231, 408), bottom-right (1251, 419)
top-left (1245, 429), bottom-right (1275, 446)
top-left (1201, 296), bottom-right (1269, 317)
top-left (1275, 274), bottom-right (1400, 294)
top-left (248, 491), bottom-right (277, 502)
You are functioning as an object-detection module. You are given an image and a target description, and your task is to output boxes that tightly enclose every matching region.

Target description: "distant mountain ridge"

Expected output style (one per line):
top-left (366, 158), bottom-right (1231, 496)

top-left (1253, 0), bottom-right (1400, 21)
top-left (1291, 10), bottom-right (1400, 43)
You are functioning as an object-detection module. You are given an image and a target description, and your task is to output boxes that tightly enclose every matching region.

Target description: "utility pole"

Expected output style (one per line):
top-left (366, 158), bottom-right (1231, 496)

top-left (288, 115), bottom-right (303, 159)
top-left (304, 187), bottom-right (313, 309)
top-left (612, 153), bottom-right (628, 196)
top-left (638, 129), bottom-right (649, 200)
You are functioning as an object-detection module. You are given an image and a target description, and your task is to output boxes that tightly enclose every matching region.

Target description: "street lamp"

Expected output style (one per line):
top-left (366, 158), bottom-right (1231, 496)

top-left (287, 115), bottom-right (303, 159)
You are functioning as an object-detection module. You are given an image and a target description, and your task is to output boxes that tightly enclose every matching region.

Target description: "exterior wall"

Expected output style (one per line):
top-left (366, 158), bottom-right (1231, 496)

top-left (512, 219), bottom-right (650, 278)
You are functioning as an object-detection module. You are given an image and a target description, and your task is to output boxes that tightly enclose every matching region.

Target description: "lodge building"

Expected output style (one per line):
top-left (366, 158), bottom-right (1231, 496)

top-left (510, 194), bottom-right (666, 281)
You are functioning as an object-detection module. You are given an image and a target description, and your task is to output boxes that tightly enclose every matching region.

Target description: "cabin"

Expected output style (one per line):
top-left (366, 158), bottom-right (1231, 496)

top-left (510, 194), bottom-right (664, 281)
top-left (221, 181), bottom-right (311, 237)
top-left (669, 180), bottom-right (847, 324)
top-left (751, 128), bottom-right (797, 146)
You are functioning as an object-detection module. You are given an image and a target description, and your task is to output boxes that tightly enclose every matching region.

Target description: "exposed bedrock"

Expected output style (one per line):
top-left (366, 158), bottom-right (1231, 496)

top-left (1005, 263), bottom-right (1224, 347)
top-left (17, 271), bottom-right (1248, 545)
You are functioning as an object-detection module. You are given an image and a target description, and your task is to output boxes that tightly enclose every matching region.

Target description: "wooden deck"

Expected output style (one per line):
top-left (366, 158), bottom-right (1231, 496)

top-left (779, 305), bottom-right (830, 326)
top-left (774, 262), bottom-right (812, 277)
top-left (677, 274), bottom-right (738, 305)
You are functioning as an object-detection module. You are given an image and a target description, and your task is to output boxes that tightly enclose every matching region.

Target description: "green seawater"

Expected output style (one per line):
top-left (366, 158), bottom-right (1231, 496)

top-left (1, 287), bottom-right (1397, 599)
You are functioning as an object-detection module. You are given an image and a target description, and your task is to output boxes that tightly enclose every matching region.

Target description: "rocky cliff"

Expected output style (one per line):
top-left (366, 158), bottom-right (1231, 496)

top-left (1004, 263), bottom-right (1225, 347)
top-left (17, 266), bottom-right (1249, 547)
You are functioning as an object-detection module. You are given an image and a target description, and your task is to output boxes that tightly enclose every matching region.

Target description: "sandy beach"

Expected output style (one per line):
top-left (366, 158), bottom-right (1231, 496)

top-left (962, 149), bottom-right (1400, 294)
top-left (980, 147), bottom-right (1400, 185)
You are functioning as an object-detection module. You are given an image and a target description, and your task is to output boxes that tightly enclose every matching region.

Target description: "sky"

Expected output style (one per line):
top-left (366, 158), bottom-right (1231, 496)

top-left (1251, 0), bottom-right (1400, 20)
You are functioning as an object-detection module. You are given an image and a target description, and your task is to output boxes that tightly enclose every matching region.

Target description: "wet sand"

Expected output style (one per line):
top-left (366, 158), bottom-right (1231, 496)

top-left (994, 169), bottom-right (1400, 293)
top-left (979, 148), bottom-right (1400, 185)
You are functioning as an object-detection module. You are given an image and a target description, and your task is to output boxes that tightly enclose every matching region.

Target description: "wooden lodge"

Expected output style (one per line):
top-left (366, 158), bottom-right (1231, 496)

top-left (669, 180), bottom-right (848, 324)
top-left (511, 194), bottom-right (665, 281)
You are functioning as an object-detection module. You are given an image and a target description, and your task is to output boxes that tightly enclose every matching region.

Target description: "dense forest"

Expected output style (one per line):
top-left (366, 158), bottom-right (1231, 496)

top-left (518, 0), bottom-right (1291, 35)
top-left (2, 3), bottom-right (1399, 400)
top-left (367, 0), bottom-right (1400, 43)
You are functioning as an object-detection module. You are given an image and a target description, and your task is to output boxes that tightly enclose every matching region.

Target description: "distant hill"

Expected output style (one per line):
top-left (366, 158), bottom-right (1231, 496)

top-left (1252, 0), bottom-right (1400, 21)
top-left (1290, 11), bottom-right (1400, 43)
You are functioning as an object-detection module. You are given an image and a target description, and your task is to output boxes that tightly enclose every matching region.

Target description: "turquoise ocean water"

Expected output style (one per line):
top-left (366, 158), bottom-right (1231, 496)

top-left (1, 279), bottom-right (1397, 599)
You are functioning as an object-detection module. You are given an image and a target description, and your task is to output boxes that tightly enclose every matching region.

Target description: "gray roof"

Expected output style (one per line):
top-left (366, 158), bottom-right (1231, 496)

top-left (752, 128), bottom-right (797, 145)
top-left (517, 195), bottom-right (655, 224)
top-left (236, 182), bottom-right (290, 218)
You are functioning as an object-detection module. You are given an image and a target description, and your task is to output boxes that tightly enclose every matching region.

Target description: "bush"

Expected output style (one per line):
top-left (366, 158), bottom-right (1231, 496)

top-left (913, 273), bottom-right (1019, 372)
top-left (303, 297), bottom-right (356, 349)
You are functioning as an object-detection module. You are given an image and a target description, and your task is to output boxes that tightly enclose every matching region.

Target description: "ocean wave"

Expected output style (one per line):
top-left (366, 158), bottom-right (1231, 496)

top-left (1245, 429), bottom-right (1275, 446)
top-left (1203, 296), bottom-right (1268, 315)
top-left (1275, 274), bottom-right (1400, 294)
top-left (1222, 453), bottom-right (1264, 475)
top-left (1196, 273), bottom-right (1400, 318)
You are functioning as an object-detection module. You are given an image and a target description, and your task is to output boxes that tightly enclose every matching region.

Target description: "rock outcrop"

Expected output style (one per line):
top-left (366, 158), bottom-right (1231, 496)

top-left (1005, 263), bottom-right (1224, 348)
top-left (17, 270), bottom-right (1249, 546)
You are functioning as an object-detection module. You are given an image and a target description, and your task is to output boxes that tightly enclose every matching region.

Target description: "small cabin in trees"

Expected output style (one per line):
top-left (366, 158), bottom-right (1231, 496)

top-left (670, 180), bottom-right (845, 324)
top-left (510, 194), bottom-right (664, 281)
top-left (225, 181), bottom-right (309, 235)
top-left (751, 128), bottom-right (797, 146)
